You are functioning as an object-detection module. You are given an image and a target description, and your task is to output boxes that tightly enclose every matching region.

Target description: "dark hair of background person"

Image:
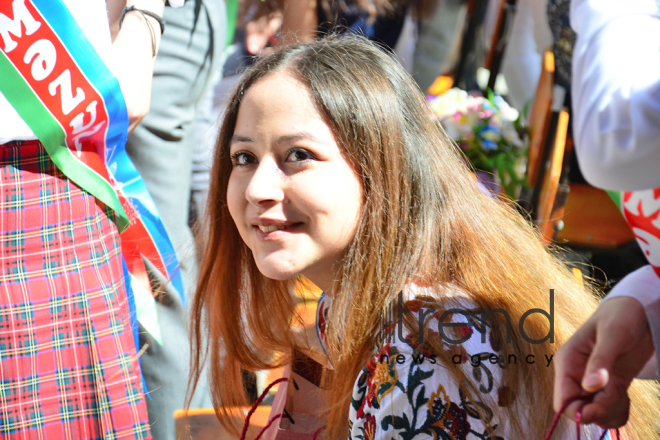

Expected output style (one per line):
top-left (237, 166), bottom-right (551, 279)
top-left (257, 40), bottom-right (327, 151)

top-left (240, 0), bottom-right (440, 25)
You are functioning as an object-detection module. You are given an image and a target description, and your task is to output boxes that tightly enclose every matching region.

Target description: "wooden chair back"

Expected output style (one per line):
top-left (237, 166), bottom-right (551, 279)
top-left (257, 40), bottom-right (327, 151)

top-left (524, 49), bottom-right (633, 246)
top-left (535, 108), bottom-right (570, 242)
top-left (527, 50), bottom-right (555, 188)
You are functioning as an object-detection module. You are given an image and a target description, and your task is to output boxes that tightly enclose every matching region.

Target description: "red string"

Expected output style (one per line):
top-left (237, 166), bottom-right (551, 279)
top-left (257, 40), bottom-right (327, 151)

top-left (576, 399), bottom-right (589, 440)
top-left (546, 395), bottom-right (621, 440)
top-left (240, 377), bottom-right (289, 440)
top-left (252, 413), bottom-right (283, 440)
top-left (546, 396), bottom-right (586, 440)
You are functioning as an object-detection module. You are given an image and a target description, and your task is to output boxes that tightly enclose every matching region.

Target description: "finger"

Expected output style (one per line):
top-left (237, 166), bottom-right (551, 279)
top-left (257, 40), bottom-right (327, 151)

top-left (582, 327), bottom-right (631, 393)
top-left (554, 376), bottom-right (587, 417)
top-left (560, 399), bottom-right (592, 423)
top-left (267, 16), bottom-right (283, 35)
top-left (581, 386), bottom-right (631, 428)
top-left (554, 338), bottom-right (591, 411)
top-left (580, 378), bottom-right (630, 426)
top-left (245, 33), bottom-right (268, 55)
top-left (244, 18), bottom-right (271, 55)
top-left (581, 368), bottom-right (608, 394)
top-left (560, 382), bottom-right (628, 426)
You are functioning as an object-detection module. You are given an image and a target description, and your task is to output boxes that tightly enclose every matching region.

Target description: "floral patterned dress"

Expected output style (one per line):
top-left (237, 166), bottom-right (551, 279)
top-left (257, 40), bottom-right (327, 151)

top-left (316, 290), bottom-right (510, 440)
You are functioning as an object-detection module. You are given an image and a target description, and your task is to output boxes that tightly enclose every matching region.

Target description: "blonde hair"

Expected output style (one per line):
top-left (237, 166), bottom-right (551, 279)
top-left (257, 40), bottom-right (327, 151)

top-left (189, 36), bottom-right (660, 439)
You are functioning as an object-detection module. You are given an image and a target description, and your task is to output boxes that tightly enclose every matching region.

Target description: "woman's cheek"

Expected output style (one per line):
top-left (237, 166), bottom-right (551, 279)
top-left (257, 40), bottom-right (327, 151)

top-left (226, 179), bottom-right (245, 230)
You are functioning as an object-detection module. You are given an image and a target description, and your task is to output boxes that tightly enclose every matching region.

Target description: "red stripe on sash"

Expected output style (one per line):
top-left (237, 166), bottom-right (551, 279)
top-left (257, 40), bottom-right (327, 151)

top-left (0, 0), bottom-right (110, 179)
top-left (119, 195), bottom-right (171, 289)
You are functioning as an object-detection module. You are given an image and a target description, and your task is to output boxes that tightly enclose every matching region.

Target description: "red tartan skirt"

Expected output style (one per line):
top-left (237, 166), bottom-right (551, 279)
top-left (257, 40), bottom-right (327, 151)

top-left (0, 141), bottom-right (150, 439)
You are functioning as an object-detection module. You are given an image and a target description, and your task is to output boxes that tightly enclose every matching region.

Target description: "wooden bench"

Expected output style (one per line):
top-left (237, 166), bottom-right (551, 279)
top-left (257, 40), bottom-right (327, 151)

top-left (174, 406), bottom-right (272, 440)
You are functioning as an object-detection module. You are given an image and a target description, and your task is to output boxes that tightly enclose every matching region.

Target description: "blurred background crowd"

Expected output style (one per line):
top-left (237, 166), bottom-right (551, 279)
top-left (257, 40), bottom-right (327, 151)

top-left (1, 0), bottom-right (658, 438)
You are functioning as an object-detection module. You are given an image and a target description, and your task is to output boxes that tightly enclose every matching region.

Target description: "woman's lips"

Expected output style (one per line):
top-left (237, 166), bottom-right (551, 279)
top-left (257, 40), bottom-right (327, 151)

top-left (253, 222), bottom-right (303, 240)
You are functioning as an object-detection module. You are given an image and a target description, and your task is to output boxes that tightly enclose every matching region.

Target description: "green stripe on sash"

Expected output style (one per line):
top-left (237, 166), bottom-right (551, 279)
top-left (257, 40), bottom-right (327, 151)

top-left (0, 53), bottom-right (128, 230)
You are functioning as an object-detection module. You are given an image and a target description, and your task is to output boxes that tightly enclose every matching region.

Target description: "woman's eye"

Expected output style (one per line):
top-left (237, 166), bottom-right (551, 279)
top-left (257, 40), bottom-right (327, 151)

top-left (230, 152), bottom-right (256, 167)
top-left (285, 148), bottom-right (314, 163)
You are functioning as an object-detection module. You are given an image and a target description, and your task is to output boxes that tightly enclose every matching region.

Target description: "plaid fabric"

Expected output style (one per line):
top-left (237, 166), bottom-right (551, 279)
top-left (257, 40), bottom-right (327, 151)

top-left (0, 141), bottom-right (150, 439)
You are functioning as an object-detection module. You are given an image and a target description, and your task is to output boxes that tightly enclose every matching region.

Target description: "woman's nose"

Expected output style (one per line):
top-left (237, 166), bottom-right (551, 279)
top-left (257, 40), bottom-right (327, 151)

top-left (245, 157), bottom-right (285, 206)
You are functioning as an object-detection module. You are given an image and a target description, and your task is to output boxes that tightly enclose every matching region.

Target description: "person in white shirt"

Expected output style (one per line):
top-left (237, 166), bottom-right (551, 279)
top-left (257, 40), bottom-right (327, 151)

top-left (553, 0), bottom-right (660, 429)
top-left (570, 0), bottom-right (660, 192)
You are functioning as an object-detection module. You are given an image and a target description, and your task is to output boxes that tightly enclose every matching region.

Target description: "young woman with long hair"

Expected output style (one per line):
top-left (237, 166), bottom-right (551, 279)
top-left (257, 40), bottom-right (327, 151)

top-left (188, 36), bottom-right (660, 439)
top-left (0, 0), bottom-right (169, 437)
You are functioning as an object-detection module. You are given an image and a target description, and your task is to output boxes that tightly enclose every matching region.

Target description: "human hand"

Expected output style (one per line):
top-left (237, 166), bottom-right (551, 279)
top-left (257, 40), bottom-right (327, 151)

top-left (553, 297), bottom-right (654, 428)
top-left (245, 14), bottom-right (282, 56)
top-left (108, 0), bottom-right (167, 131)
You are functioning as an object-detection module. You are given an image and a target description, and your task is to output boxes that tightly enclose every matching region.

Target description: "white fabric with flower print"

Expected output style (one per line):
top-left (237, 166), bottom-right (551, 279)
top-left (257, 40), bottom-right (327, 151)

top-left (316, 287), bottom-right (511, 439)
top-left (315, 286), bottom-right (608, 440)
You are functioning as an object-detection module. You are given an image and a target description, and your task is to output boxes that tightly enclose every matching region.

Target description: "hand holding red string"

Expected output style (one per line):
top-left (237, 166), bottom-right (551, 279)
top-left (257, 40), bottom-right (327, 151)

top-left (553, 297), bottom-right (654, 428)
top-left (546, 396), bottom-right (619, 440)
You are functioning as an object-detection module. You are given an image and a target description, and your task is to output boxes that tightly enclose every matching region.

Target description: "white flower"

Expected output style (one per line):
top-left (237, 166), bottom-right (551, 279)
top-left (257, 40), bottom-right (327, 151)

top-left (514, 155), bottom-right (528, 179)
top-left (501, 123), bottom-right (524, 148)
top-left (441, 118), bottom-right (462, 140)
top-left (428, 88), bottom-right (469, 119)
top-left (493, 95), bottom-right (519, 121)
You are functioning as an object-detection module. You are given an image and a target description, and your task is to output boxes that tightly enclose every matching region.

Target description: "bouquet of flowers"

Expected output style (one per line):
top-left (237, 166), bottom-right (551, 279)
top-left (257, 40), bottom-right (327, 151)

top-left (427, 88), bottom-right (528, 199)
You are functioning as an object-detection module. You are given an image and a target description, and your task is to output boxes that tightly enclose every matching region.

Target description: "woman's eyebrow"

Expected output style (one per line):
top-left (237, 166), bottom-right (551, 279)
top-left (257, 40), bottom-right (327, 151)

top-left (276, 132), bottom-right (327, 145)
top-left (230, 135), bottom-right (253, 144)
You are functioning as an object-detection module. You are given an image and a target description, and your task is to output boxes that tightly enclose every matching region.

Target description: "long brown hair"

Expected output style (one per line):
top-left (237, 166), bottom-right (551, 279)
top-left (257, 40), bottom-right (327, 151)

top-left (189, 36), bottom-right (660, 439)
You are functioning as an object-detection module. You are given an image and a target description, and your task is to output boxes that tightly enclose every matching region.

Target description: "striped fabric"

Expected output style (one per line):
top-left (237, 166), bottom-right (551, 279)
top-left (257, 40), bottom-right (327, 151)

top-left (0, 141), bottom-right (150, 439)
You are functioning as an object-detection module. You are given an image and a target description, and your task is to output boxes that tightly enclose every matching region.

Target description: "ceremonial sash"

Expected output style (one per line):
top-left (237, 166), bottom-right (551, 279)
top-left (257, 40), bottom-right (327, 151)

top-left (609, 189), bottom-right (660, 278)
top-left (0, 0), bottom-right (185, 339)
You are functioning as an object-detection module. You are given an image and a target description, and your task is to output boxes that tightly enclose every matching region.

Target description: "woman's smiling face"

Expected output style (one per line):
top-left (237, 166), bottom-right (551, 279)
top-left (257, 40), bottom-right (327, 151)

top-left (227, 72), bottom-right (363, 292)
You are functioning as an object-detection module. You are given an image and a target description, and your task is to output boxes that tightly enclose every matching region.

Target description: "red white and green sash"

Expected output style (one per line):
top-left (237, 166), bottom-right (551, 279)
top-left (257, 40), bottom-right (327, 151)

top-left (610, 189), bottom-right (660, 278)
top-left (0, 0), bottom-right (184, 343)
